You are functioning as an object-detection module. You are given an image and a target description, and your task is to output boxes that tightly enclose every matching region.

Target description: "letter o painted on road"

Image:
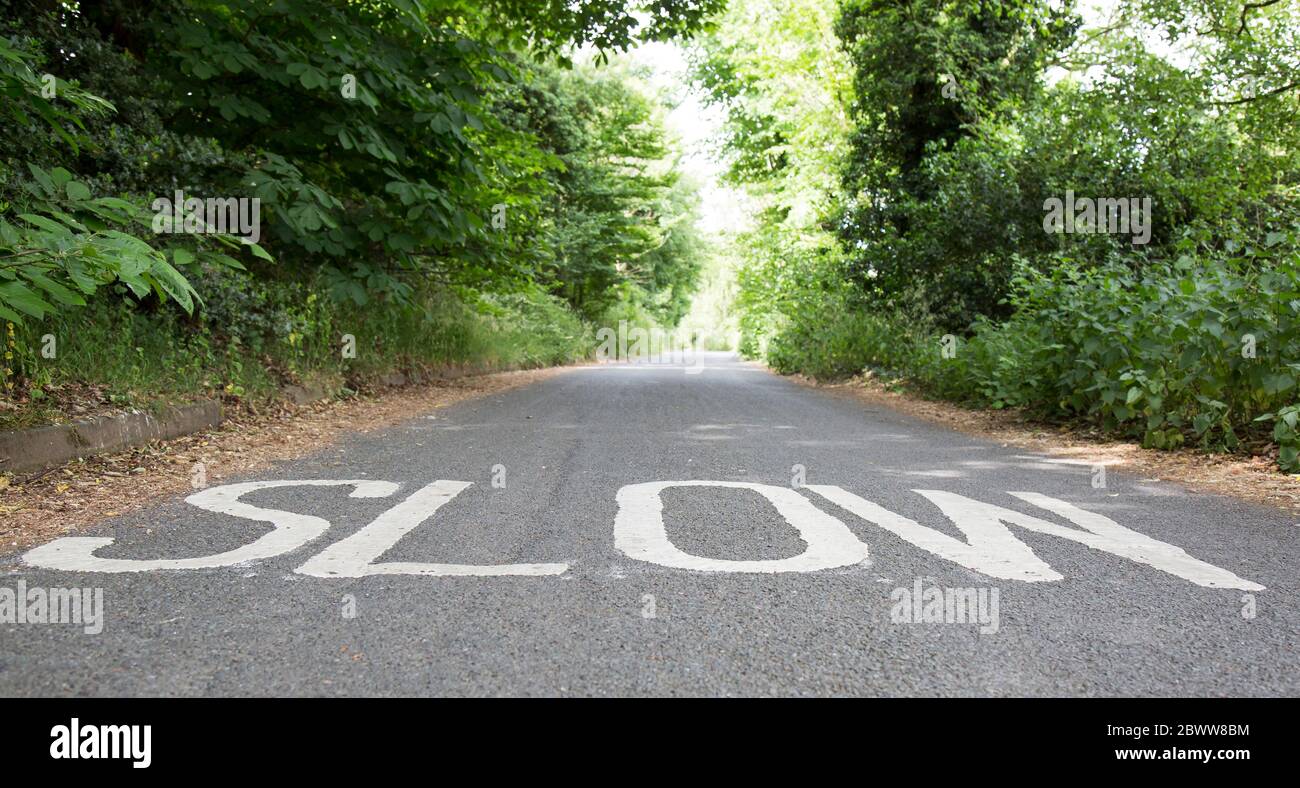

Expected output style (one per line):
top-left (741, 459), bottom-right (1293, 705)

top-left (614, 480), bottom-right (869, 573)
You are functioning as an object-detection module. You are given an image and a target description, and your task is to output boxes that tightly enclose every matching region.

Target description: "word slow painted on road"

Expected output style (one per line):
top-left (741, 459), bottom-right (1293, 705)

top-left (22, 479), bottom-right (1263, 591)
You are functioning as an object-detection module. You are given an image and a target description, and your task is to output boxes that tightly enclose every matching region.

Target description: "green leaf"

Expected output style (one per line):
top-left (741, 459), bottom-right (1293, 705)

top-left (0, 281), bottom-right (53, 318)
top-left (0, 302), bottom-right (23, 323)
top-left (65, 180), bottom-right (91, 201)
top-left (148, 259), bottom-right (196, 313)
top-left (23, 271), bottom-right (84, 306)
top-left (18, 213), bottom-right (71, 235)
top-left (1280, 445), bottom-right (1299, 472)
top-left (26, 163), bottom-right (55, 195)
top-left (1262, 373), bottom-right (1296, 395)
top-left (247, 242), bottom-right (273, 262)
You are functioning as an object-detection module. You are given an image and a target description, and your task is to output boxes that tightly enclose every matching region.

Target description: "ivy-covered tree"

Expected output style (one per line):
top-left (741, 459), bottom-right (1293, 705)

top-left (834, 0), bottom-right (1077, 327)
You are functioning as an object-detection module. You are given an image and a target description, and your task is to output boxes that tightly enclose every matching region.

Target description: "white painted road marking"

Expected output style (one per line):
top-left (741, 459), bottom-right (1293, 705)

top-left (296, 480), bottom-right (568, 577)
top-left (21, 478), bottom-right (1262, 591)
top-left (23, 480), bottom-right (398, 573)
top-left (614, 480), bottom-right (870, 573)
top-left (1007, 491), bottom-right (1264, 590)
top-left (806, 485), bottom-right (1263, 591)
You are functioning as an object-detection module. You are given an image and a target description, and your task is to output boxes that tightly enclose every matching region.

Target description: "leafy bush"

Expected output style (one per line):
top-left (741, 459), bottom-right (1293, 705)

top-left (762, 239), bottom-right (1300, 471)
top-left (960, 244), bottom-right (1300, 466)
top-left (0, 34), bottom-right (247, 325)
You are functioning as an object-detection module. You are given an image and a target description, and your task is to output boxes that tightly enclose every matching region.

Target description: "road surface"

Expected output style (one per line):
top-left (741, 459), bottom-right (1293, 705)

top-left (2, 353), bottom-right (1296, 696)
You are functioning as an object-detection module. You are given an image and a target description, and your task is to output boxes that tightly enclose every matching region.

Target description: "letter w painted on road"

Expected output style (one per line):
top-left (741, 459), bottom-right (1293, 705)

top-left (805, 486), bottom-right (1263, 591)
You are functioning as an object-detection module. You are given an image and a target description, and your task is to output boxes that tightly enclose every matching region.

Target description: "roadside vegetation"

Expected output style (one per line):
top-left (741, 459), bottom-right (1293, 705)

top-left (697, 0), bottom-right (1300, 470)
top-left (6, 0), bottom-right (1299, 476)
top-left (0, 0), bottom-right (720, 429)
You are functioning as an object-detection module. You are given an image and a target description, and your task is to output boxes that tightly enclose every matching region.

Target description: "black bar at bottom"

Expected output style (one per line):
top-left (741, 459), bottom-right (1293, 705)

top-left (0, 697), bottom-right (1285, 774)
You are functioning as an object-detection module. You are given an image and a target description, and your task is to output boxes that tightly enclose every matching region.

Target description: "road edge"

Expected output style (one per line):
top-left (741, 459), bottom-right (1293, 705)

top-left (786, 370), bottom-right (1300, 516)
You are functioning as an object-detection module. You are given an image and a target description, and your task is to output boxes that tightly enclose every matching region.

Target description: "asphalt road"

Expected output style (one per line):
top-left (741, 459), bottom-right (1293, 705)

top-left (2, 353), bottom-right (1297, 696)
